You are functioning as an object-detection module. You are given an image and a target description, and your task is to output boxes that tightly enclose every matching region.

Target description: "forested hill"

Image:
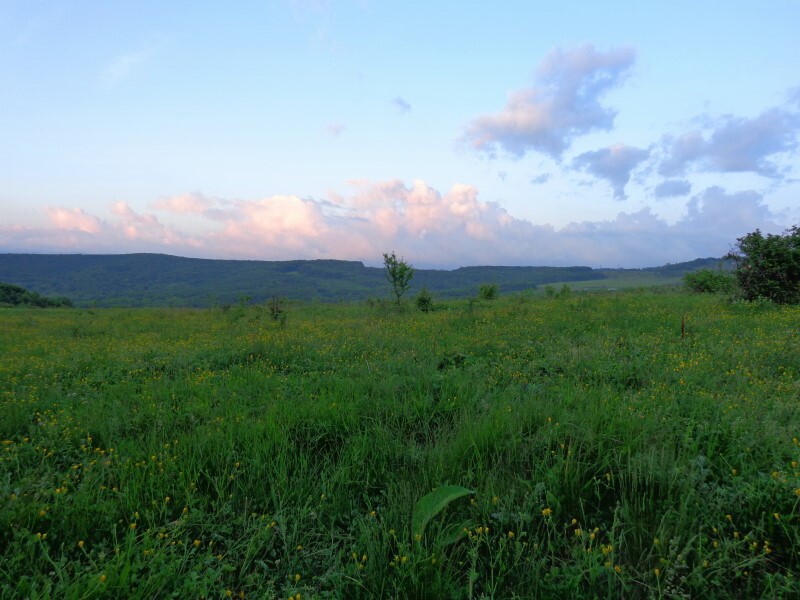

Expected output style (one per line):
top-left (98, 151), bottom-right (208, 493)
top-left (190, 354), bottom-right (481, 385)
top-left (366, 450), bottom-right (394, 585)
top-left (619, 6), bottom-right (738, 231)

top-left (0, 253), bottom-right (722, 307)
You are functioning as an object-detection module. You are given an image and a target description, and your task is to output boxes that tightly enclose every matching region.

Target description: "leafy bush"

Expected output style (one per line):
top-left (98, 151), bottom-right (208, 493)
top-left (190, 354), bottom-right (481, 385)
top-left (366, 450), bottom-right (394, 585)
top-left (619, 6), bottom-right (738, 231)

top-left (542, 284), bottom-right (572, 298)
top-left (683, 269), bottom-right (736, 294)
top-left (415, 287), bottom-right (433, 312)
top-left (727, 225), bottom-right (800, 304)
top-left (478, 283), bottom-right (498, 300)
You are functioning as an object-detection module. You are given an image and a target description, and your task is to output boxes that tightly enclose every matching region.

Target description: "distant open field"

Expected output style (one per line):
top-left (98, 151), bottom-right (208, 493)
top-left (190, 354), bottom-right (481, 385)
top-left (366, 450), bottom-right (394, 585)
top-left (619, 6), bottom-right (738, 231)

top-left (1, 291), bottom-right (798, 598)
top-left (542, 271), bottom-right (684, 292)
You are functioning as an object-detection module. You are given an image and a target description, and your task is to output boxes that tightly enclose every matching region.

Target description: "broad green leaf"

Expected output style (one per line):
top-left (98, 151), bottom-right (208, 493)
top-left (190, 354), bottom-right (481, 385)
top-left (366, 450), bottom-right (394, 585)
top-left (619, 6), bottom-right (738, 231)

top-left (440, 520), bottom-right (474, 546)
top-left (412, 485), bottom-right (474, 538)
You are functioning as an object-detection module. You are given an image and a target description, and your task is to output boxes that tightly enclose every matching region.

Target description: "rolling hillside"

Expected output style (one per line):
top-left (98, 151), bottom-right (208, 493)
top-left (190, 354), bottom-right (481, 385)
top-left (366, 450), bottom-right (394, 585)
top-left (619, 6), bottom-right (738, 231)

top-left (0, 253), bottom-right (726, 307)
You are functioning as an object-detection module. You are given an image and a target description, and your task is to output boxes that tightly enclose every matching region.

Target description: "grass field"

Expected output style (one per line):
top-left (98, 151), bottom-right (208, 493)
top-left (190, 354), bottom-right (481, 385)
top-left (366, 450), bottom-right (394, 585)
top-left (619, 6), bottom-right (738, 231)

top-left (1, 291), bottom-right (799, 598)
top-left (543, 272), bottom-right (683, 292)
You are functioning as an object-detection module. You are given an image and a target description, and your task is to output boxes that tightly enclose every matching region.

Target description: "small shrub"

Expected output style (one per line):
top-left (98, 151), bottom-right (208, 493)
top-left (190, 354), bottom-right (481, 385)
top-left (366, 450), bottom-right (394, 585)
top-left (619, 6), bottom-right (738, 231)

top-left (478, 283), bottom-right (498, 300)
top-left (415, 287), bottom-right (434, 312)
top-left (683, 269), bottom-right (736, 294)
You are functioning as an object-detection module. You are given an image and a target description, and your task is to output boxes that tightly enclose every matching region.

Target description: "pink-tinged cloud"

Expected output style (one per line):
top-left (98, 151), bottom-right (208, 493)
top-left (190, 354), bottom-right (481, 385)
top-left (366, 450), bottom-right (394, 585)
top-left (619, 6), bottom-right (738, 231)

top-left (45, 207), bottom-right (102, 233)
top-left (152, 193), bottom-right (215, 214)
top-left (0, 180), bottom-right (788, 268)
top-left (5, 203), bottom-right (202, 253)
top-left (215, 196), bottom-right (328, 254)
top-left (461, 45), bottom-right (636, 159)
top-left (111, 201), bottom-right (195, 246)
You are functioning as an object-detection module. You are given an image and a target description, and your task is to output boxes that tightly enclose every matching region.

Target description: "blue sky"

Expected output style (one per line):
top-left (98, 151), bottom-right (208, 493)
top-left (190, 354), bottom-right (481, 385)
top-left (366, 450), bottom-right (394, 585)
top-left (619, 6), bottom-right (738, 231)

top-left (1, 0), bottom-right (798, 267)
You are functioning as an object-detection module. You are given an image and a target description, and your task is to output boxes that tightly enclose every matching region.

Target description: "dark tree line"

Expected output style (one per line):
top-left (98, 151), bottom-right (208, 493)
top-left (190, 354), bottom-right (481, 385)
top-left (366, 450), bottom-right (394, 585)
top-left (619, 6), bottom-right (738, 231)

top-left (0, 282), bottom-right (73, 307)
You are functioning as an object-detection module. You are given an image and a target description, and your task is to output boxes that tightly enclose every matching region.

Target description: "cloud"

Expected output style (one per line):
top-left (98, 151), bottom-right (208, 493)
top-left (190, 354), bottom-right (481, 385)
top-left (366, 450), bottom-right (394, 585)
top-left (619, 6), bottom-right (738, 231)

top-left (152, 193), bottom-right (215, 214)
top-left (461, 44), bottom-right (635, 159)
top-left (326, 122), bottom-right (346, 137)
top-left (530, 173), bottom-right (551, 185)
top-left (659, 107), bottom-right (800, 178)
top-left (3, 204), bottom-right (202, 254)
top-left (393, 97), bottom-right (411, 114)
top-left (1, 180), bottom-right (786, 269)
top-left (654, 179), bottom-right (691, 199)
top-left (220, 195), bottom-right (329, 252)
top-left (553, 187), bottom-right (781, 267)
top-left (682, 186), bottom-right (778, 240)
top-left (789, 86), bottom-right (800, 106)
top-left (572, 144), bottom-right (650, 199)
top-left (45, 207), bottom-right (102, 233)
top-left (110, 202), bottom-right (203, 246)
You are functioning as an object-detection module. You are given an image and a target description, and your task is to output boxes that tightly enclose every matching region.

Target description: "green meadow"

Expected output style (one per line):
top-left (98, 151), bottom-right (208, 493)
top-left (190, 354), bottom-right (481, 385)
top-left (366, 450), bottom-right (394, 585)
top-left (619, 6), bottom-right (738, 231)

top-left (544, 272), bottom-right (684, 292)
top-left (1, 291), bottom-right (799, 599)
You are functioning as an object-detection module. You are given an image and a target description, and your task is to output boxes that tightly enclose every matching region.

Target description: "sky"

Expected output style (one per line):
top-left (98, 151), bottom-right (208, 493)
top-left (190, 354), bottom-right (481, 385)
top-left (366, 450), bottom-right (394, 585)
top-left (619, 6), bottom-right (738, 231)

top-left (1, 0), bottom-right (799, 268)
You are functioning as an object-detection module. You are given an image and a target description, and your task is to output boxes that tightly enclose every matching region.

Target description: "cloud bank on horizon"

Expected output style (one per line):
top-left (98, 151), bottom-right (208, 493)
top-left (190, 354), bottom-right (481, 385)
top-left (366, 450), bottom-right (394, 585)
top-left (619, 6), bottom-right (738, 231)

top-left (1, 2), bottom-right (798, 268)
top-left (1, 181), bottom-right (784, 269)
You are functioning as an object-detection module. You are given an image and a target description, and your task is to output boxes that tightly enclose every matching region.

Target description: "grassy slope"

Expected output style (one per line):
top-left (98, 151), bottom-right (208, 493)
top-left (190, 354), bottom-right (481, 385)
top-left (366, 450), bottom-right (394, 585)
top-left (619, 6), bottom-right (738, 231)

top-left (543, 271), bottom-right (684, 291)
top-left (1, 291), bottom-right (798, 598)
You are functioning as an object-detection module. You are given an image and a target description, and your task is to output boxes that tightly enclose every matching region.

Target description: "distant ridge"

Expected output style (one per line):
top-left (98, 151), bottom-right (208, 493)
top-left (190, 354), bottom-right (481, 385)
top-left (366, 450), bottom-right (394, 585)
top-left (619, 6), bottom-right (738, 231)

top-left (0, 253), bottom-right (723, 307)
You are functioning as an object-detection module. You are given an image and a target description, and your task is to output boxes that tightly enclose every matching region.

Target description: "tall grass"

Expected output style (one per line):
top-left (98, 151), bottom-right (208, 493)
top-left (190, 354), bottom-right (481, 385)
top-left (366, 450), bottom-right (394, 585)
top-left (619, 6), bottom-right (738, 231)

top-left (1, 292), bottom-right (798, 598)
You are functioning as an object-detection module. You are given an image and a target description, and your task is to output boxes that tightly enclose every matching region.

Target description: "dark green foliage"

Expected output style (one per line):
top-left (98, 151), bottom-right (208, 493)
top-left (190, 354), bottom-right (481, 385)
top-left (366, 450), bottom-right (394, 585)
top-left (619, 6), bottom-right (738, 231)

top-left (415, 287), bottom-right (433, 312)
top-left (683, 269), bottom-right (736, 294)
top-left (0, 282), bottom-right (72, 307)
top-left (477, 283), bottom-right (498, 300)
top-left (727, 225), bottom-right (800, 304)
top-left (544, 283), bottom-right (573, 298)
top-left (383, 251), bottom-right (414, 304)
top-left (0, 253), bottom-right (730, 307)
